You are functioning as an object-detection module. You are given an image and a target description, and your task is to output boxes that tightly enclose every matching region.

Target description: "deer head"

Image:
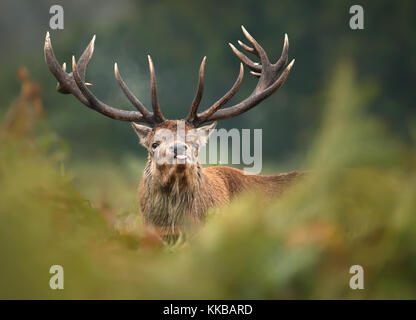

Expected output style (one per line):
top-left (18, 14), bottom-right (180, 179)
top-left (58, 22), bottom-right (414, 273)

top-left (44, 26), bottom-right (294, 182)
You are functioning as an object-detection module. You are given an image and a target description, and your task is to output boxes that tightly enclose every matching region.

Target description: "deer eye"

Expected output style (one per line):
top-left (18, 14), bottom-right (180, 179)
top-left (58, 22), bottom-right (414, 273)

top-left (151, 142), bottom-right (160, 149)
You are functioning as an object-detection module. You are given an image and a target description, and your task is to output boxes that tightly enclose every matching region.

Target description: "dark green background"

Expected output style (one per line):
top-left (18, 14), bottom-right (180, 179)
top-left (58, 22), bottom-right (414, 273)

top-left (1, 0), bottom-right (414, 167)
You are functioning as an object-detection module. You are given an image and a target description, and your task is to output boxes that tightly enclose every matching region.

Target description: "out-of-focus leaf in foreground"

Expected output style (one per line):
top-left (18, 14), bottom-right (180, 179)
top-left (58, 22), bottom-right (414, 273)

top-left (0, 60), bottom-right (415, 299)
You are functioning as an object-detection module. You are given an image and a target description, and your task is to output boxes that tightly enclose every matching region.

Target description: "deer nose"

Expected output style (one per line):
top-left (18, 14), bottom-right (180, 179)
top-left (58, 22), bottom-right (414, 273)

top-left (171, 143), bottom-right (187, 155)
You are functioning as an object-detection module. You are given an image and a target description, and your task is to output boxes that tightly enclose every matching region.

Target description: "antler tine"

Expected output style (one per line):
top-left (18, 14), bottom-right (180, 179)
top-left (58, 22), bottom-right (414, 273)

top-left (186, 56), bottom-right (206, 123)
top-left (237, 40), bottom-right (257, 56)
top-left (229, 43), bottom-right (261, 72)
top-left (274, 33), bottom-right (289, 72)
top-left (114, 62), bottom-right (153, 122)
top-left (147, 55), bottom-right (165, 123)
top-left (250, 71), bottom-right (261, 78)
top-left (76, 34), bottom-right (96, 82)
top-left (241, 25), bottom-right (270, 67)
top-left (71, 56), bottom-right (145, 121)
top-left (195, 63), bottom-right (244, 125)
top-left (44, 31), bottom-right (86, 100)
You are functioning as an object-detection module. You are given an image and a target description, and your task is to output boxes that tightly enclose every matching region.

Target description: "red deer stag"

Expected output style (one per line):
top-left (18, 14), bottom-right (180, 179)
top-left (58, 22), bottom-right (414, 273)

top-left (44, 26), bottom-right (303, 238)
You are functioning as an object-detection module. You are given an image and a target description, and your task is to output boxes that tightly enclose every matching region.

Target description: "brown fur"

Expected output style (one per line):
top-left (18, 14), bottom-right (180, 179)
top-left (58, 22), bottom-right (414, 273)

top-left (138, 121), bottom-right (304, 238)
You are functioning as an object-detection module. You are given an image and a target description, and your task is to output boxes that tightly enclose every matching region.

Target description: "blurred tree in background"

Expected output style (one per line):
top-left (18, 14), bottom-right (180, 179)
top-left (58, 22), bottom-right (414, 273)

top-left (0, 0), bottom-right (415, 169)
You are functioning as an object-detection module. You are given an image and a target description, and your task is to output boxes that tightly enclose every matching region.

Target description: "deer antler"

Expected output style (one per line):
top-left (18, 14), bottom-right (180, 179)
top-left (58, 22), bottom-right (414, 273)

top-left (45, 27), bottom-right (293, 128)
top-left (186, 25), bottom-right (294, 127)
top-left (44, 32), bottom-right (164, 125)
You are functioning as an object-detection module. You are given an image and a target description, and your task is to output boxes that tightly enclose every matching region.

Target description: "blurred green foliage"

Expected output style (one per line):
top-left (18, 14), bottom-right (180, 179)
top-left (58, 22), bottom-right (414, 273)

top-left (0, 58), bottom-right (415, 299)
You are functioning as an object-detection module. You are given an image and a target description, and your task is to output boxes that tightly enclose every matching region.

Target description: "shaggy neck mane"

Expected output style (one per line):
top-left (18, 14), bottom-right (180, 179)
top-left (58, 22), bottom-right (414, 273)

top-left (140, 158), bottom-right (213, 230)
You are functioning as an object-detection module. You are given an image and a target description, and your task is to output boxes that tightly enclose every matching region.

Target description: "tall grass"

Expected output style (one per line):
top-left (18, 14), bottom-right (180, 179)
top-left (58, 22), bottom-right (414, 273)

top-left (0, 60), bottom-right (415, 299)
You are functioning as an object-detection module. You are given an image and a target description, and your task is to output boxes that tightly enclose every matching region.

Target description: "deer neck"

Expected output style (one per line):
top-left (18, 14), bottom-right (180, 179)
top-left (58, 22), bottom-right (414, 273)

top-left (140, 159), bottom-right (211, 228)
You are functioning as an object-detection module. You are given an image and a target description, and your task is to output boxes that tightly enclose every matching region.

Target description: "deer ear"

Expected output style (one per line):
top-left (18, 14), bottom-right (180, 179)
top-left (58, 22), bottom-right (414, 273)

top-left (131, 123), bottom-right (152, 146)
top-left (196, 122), bottom-right (216, 146)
